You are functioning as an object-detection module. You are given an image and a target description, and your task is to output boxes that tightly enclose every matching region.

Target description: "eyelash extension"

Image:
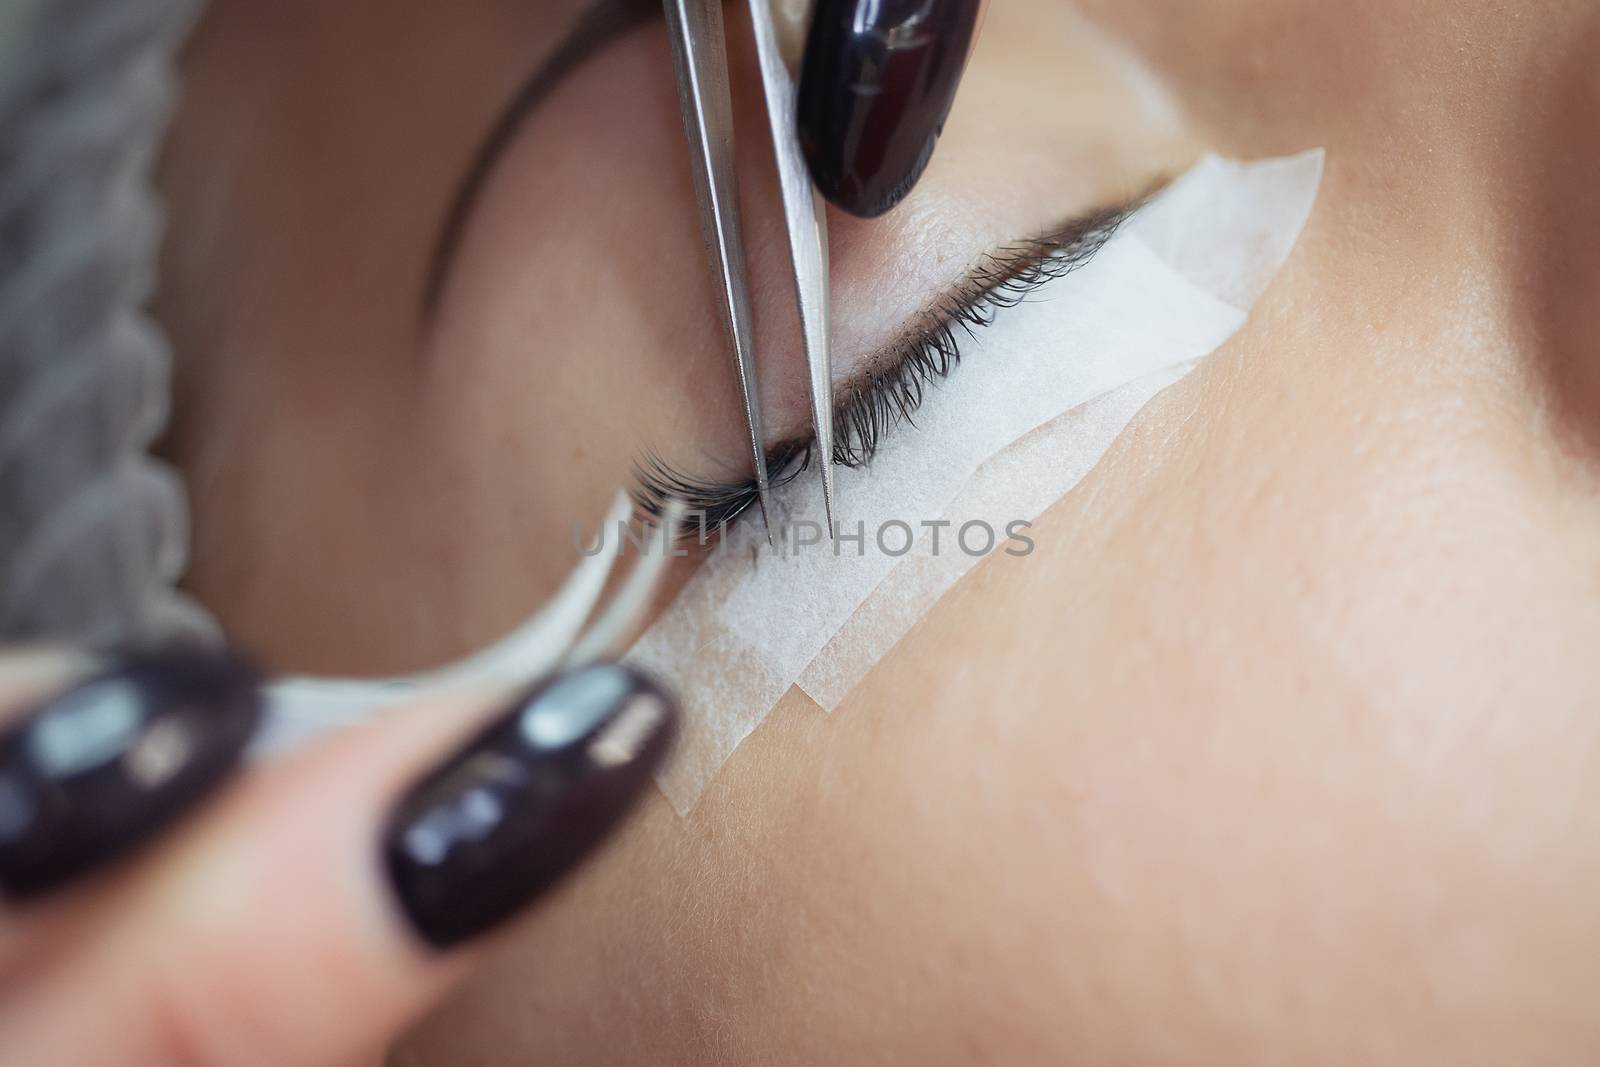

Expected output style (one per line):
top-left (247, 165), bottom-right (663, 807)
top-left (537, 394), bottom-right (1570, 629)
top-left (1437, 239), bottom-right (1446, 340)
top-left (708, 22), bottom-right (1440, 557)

top-left (831, 202), bottom-right (1132, 468)
top-left (633, 201), bottom-right (1138, 532)
top-left (631, 438), bottom-right (814, 532)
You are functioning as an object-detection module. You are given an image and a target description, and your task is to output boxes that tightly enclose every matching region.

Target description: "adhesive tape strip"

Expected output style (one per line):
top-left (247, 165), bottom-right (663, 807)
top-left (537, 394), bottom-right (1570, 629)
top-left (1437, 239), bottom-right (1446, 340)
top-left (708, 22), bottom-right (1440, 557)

top-left (797, 149), bottom-right (1329, 714)
top-left (631, 149), bottom-right (1325, 814)
top-left (794, 358), bottom-right (1198, 714)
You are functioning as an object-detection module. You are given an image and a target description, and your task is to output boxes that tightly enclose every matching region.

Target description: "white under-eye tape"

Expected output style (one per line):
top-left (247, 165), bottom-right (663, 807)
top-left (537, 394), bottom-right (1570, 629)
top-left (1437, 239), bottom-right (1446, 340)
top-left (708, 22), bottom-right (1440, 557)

top-left (250, 151), bottom-right (1324, 814)
top-left (794, 356), bottom-right (1199, 715)
top-left (630, 149), bottom-right (1326, 814)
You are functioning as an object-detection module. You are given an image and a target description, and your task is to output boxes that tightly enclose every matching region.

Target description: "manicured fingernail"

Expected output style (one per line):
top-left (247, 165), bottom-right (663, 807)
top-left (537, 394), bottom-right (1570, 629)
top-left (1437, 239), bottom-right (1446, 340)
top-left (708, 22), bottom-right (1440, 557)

top-left (0, 650), bottom-right (262, 900)
top-left (798, 0), bottom-right (981, 218)
top-left (382, 664), bottom-right (676, 949)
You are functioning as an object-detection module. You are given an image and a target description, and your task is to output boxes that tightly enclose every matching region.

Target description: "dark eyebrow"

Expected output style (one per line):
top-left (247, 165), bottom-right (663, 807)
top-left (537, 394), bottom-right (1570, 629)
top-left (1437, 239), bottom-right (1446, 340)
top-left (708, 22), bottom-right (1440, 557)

top-left (422, 0), bottom-right (660, 317)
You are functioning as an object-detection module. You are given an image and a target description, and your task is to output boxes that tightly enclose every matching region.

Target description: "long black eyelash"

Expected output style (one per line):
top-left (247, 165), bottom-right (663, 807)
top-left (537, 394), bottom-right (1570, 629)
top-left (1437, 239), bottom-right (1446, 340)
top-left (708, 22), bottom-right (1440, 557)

top-left (831, 202), bottom-right (1132, 467)
top-left (631, 439), bottom-right (814, 530)
top-left (633, 202), bottom-right (1137, 531)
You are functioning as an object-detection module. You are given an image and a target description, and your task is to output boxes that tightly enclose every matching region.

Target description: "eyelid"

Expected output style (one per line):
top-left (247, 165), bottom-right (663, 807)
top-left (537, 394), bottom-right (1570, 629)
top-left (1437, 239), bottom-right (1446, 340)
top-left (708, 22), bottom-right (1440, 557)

top-left (423, 0), bottom-right (662, 320)
top-left (633, 199), bottom-right (1144, 530)
top-left (830, 202), bottom-right (1134, 467)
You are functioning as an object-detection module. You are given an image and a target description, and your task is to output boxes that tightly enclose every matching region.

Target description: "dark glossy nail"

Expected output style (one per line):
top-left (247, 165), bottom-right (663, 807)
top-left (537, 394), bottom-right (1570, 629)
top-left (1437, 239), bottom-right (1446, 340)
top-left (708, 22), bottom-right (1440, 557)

top-left (798, 0), bottom-right (981, 218)
top-left (0, 650), bottom-right (262, 900)
top-left (383, 664), bottom-right (676, 949)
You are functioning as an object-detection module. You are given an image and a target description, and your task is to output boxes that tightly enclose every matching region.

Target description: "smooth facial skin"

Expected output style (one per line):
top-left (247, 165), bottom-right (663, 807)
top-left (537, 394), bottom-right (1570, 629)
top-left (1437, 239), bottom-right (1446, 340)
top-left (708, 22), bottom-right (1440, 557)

top-left (157, 0), bottom-right (1600, 1062)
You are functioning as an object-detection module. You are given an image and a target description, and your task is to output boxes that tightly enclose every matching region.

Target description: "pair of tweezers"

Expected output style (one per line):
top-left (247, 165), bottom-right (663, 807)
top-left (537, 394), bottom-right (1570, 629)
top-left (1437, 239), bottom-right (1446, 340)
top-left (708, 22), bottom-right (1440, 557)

top-left (662, 0), bottom-right (836, 539)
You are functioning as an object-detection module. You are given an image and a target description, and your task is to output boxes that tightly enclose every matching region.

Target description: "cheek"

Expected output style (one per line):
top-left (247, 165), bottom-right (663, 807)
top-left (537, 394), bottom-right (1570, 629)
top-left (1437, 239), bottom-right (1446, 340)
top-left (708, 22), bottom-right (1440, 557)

top-left (814, 352), bottom-right (1600, 1058)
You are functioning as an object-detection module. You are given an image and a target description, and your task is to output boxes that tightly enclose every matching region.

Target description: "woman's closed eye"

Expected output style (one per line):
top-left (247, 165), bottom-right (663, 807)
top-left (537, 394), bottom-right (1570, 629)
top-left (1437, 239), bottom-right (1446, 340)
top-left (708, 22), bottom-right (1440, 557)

top-left (632, 198), bottom-right (1142, 531)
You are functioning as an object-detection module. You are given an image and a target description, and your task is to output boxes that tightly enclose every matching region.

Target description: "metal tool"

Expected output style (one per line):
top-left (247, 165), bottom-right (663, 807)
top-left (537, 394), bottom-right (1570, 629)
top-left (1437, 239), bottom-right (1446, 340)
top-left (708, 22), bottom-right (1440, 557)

top-left (662, 0), bottom-right (837, 539)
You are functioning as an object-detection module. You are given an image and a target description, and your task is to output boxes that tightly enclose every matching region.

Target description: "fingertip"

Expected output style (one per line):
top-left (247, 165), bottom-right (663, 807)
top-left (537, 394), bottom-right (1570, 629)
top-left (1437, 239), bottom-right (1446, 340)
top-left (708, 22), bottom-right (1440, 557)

top-left (798, 0), bottom-right (982, 218)
top-left (382, 663), bottom-right (676, 950)
top-left (0, 649), bottom-right (262, 901)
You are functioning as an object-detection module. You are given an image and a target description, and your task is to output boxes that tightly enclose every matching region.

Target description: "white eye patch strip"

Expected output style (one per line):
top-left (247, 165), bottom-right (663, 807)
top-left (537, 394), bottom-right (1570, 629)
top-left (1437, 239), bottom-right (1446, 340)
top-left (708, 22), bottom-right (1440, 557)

top-left (793, 357), bottom-right (1198, 715)
top-left (629, 149), bottom-right (1325, 815)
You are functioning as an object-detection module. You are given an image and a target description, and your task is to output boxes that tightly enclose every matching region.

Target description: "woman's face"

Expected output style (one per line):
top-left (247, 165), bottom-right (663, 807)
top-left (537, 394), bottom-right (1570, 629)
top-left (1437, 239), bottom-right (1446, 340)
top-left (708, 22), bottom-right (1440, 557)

top-left (159, 0), bottom-right (1600, 1062)
top-left (158, 0), bottom-right (1197, 674)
